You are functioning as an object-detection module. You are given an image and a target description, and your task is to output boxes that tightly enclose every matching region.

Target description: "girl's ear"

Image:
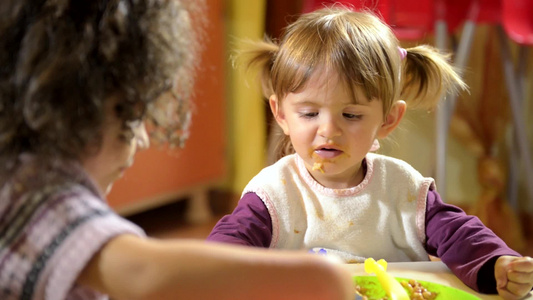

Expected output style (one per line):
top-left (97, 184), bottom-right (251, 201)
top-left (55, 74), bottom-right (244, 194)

top-left (377, 100), bottom-right (406, 139)
top-left (269, 94), bottom-right (290, 135)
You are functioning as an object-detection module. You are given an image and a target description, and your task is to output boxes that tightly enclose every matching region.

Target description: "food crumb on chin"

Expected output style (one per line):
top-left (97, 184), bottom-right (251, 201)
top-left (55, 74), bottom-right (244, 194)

top-left (312, 162), bottom-right (324, 173)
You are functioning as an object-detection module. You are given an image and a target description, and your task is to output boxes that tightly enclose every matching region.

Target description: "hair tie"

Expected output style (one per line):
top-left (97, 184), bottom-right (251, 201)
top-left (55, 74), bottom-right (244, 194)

top-left (398, 47), bottom-right (407, 60)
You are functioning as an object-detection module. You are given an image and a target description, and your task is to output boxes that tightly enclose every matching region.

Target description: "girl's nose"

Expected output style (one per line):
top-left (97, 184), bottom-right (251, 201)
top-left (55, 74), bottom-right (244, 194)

top-left (135, 122), bottom-right (150, 150)
top-left (317, 116), bottom-right (341, 139)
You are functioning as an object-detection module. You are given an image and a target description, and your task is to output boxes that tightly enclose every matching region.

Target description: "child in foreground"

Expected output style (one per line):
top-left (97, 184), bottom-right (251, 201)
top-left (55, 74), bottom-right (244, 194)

top-left (207, 6), bottom-right (533, 299)
top-left (0, 1), bottom-right (354, 299)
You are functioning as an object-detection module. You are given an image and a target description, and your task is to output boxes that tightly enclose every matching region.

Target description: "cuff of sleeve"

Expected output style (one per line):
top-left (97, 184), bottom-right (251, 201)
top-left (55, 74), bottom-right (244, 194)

top-left (476, 256), bottom-right (499, 294)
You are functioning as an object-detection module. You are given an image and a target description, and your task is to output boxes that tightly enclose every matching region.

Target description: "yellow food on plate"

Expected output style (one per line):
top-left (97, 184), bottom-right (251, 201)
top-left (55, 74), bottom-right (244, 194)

top-left (364, 258), bottom-right (409, 300)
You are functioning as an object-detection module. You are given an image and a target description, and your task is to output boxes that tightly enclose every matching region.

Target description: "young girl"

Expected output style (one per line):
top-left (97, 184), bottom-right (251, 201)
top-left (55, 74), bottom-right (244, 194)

top-left (0, 1), bottom-right (355, 299)
top-left (207, 6), bottom-right (533, 299)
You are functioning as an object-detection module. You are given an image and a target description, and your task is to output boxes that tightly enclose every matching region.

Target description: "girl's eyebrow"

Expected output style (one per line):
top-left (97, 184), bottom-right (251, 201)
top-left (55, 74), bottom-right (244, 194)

top-left (289, 94), bottom-right (371, 105)
top-left (349, 101), bottom-right (371, 107)
top-left (292, 99), bottom-right (318, 105)
top-left (290, 100), bottom-right (372, 110)
top-left (287, 95), bottom-right (320, 105)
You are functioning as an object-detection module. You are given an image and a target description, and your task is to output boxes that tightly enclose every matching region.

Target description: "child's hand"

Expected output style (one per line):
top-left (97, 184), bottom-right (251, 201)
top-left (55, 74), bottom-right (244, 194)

top-left (495, 256), bottom-right (533, 299)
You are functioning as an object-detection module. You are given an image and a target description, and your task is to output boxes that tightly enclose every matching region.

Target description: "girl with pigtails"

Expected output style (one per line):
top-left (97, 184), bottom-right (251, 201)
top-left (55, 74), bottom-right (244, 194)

top-left (208, 6), bottom-right (533, 299)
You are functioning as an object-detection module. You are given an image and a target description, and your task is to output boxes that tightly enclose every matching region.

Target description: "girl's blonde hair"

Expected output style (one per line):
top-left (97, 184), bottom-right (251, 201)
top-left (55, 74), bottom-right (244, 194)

top-left (238, 6), bottom-right (467, 159)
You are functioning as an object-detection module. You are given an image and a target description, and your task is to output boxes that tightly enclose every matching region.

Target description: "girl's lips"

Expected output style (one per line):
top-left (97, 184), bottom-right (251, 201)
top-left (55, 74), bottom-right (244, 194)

top-left (314, 149), bottom-right (342, 159)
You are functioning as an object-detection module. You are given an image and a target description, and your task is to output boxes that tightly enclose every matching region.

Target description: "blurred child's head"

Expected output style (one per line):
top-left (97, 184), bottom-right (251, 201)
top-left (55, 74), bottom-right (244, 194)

top-left (0, 0), bottom-right (204, 162)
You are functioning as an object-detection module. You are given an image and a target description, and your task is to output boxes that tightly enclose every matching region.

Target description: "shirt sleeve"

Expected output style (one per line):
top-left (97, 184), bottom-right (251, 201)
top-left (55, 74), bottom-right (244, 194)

top-left (206, 192), bottom-right (272, 247)
top-left (50, 208), bottom-right (146, 300)
top-left (424, 189), bottom-right (521, 293)
top-left (0, 183), bottom-right (146, 300)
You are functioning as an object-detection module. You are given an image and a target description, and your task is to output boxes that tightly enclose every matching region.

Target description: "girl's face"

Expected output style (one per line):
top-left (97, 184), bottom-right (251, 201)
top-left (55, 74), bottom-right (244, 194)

top-left (270, 70), bottom-right (405, 189)
top-left (82, 103), bottom-right (149, 195)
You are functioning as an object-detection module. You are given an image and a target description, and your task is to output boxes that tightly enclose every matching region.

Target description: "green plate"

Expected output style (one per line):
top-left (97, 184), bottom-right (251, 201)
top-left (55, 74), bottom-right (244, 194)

top-left (353, 276), bottom-right (480, 299)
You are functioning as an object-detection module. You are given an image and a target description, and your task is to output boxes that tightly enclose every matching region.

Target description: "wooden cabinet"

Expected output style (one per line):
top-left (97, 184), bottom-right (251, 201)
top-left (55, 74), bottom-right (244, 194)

top-left (107, 0), bottom-right (227, 223)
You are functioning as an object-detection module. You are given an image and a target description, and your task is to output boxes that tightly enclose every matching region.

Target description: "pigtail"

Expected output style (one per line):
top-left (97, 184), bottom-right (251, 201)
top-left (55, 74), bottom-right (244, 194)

top-left (233, 37), bottom-right (279, 99)
top-left (233, 38), bottom-right (295, 161)
top-left (400, 45), bottom-right (467, 110)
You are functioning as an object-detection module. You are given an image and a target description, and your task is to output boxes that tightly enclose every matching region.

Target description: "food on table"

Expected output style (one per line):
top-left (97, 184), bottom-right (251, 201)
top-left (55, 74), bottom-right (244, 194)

top-left (354, 278), bottom-right (436, 300)
top-left (364, 258), bottom-right (410, 300)
top-left (359, 258), bottom-right (441, 299)
top-left (400, 279), bottom-right (436, 300)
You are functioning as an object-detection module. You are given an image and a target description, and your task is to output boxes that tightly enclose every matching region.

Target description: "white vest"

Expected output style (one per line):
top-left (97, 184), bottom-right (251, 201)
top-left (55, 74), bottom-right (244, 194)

top-left (242, 153), bottom-right (435, 263)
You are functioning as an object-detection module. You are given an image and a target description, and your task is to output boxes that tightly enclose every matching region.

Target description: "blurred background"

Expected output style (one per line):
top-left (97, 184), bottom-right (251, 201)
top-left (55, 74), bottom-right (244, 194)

top-left (107, 0), bottom-right (532, 256)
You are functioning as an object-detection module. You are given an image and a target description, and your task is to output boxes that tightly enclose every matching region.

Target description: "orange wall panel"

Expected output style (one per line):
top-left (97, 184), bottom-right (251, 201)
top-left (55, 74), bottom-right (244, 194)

top-left (107, 0), bottom-right (227, 212)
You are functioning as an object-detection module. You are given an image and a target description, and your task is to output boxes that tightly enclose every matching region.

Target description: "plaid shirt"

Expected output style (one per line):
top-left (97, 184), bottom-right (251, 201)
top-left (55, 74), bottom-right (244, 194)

top-left (0, 154), bottom-right (145, 300)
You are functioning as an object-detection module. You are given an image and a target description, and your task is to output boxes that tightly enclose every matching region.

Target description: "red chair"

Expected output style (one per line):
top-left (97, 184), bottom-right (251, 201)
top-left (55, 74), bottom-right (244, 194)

top-left (499, 0), bottom-right (533, 207)
top-left (438, 0), bottom-right (501, 34)
top-left (302, 0), bottom-right (388, 17)
top-left (501, 0), bottom-right (533, 44)
top-left (301, 0), bottom-right (434, 41)
top-left (387, 0), bottom-right (434, 40)
top-left (433, 0), bottom-right (504, 199)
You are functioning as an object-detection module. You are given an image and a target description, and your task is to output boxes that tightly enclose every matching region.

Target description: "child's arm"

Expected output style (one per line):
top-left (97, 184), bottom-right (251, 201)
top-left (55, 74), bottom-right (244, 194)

top-left (494, 255), bottom-right (533, 299)
top-left (77, 234), bottom-right (354, 300)
top-left (424, 189), bottom-right (522, 292)
top-left (207, 192), bottom-right (272, 247)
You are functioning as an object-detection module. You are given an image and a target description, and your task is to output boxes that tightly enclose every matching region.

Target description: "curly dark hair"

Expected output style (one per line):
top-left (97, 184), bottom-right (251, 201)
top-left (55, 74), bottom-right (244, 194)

top-left (0, 0), bottom-right (204, 161)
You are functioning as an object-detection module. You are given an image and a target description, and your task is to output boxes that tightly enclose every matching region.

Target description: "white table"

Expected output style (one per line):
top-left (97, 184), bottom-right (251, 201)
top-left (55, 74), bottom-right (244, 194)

top-left (342, 261), bottom-right (532, 300)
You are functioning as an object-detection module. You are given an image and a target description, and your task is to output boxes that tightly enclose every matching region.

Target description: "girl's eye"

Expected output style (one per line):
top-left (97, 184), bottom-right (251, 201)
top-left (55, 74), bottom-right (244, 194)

top-left (298, 112), bottom-right (318, 118)
top-left (343, 113), bottom-right (362, 120)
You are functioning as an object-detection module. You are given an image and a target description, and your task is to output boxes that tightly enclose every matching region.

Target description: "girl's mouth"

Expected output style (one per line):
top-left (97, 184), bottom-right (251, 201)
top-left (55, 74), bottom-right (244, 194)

top-left (314, 148), bottom-right (342, 159)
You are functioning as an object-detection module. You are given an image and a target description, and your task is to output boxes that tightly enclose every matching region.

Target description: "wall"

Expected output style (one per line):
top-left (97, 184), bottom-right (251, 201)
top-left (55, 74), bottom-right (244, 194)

top-left (107, 0), bottom-right (228, 218)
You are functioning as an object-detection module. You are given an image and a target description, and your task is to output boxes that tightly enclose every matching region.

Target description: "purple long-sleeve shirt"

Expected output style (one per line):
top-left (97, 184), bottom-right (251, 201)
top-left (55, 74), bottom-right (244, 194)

top-left (207, 189), bottom-right (521, 294)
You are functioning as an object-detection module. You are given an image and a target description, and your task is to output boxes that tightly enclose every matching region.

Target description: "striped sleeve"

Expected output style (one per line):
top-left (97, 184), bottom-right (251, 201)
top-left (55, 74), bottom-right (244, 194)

top-left (0, 184), bottom-right (145, 300)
